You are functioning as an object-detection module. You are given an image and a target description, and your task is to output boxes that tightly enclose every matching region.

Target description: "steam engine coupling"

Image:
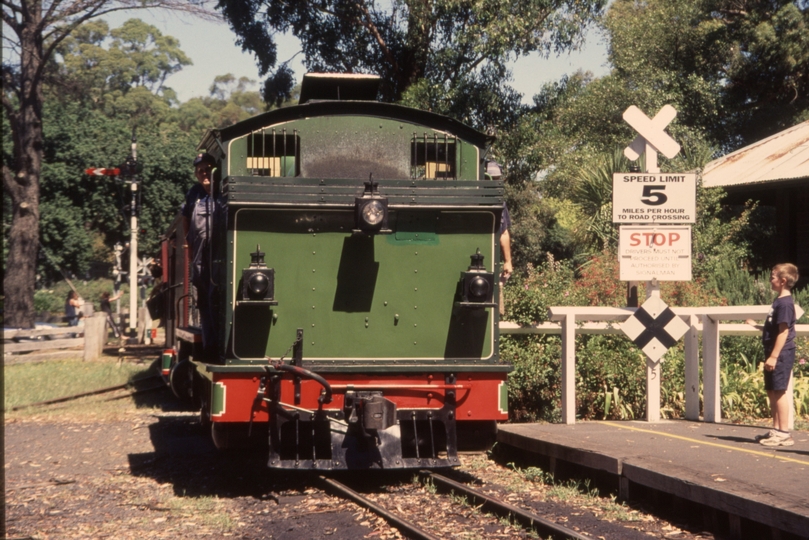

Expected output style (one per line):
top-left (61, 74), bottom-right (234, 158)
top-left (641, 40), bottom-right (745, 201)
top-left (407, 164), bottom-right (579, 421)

top-left (344, 391), bottom-right (397, 435)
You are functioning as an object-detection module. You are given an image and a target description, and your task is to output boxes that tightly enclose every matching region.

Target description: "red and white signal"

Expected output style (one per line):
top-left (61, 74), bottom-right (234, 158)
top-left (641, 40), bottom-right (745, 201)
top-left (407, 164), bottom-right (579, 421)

top-left (85, 168), bottom-right (120, 176)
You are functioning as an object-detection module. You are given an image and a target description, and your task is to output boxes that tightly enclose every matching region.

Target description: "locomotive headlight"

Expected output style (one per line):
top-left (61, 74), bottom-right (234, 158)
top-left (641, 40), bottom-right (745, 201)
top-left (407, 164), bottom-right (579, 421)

top-left (361, 199), bottom-right (385, 227)
top-left (458, 249), bottom-right (496, 308)
top-left (247, 272), bottom-right (270, 299)
top-left (239, 245), bottom-right (277, 305)
top-left (468, 275), bottom-right (490, 300)
top-left (242, 268), bottom-right (275, 302)
top-left (354, 196), bottom-right (390, 234)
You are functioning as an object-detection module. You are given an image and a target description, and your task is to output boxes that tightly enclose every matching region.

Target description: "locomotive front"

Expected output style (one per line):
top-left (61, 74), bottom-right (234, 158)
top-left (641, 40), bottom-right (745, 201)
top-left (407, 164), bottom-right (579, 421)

top-left (163, 74), bottom-right (510, 470)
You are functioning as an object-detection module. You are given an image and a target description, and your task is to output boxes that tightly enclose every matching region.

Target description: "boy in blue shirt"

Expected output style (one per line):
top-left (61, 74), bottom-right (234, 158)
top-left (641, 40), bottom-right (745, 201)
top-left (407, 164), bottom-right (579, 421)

top-left (747, 263), bottom-right (799, 447)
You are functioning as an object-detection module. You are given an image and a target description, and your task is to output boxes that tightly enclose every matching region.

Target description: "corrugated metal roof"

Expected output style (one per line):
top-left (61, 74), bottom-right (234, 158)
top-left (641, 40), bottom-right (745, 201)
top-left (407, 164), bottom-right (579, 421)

top-left (702, 120), bottom-right (809, 188)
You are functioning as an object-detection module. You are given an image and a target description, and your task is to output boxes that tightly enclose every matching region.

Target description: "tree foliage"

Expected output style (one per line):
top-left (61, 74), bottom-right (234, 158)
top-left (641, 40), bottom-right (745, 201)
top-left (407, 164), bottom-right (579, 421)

top-left (217, 0), bottom-right (607, 128)
top-left (3, 15), bottom-right (263, 289)
top-left (2, 0), bottom-right (214, 327)
top-left (605, 0), bottom-right (809, 148)
top-left (493, 0), bottom-right (808, 272)
top-left (171, 73), bottom-right (268, 136)
top-left (48, 18), bottom-right (192, 107)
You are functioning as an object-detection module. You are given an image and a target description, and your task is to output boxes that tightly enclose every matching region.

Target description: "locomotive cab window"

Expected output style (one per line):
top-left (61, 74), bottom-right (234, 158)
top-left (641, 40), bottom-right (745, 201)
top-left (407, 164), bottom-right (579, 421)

top-left (411, 134), bottom-right (457, 180)
top-left (246, 130), bottom-right (300, 177)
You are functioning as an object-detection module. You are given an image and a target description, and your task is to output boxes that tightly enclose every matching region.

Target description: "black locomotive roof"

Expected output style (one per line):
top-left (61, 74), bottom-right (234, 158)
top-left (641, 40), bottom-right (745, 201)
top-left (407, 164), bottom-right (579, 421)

top-left (203, 100), bottom-right (494, 152)
top-left (298, 73), bottom-right (382, 104)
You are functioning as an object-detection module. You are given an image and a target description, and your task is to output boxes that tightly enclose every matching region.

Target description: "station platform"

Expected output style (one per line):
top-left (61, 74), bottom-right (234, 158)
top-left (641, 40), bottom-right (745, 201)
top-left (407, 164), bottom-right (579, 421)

top-left (497, 420), bottom-right (808, 540)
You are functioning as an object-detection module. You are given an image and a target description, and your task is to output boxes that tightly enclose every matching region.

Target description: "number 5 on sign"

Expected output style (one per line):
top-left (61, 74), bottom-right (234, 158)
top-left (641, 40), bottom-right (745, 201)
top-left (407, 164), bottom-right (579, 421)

top-left (612, 173), bottom-right (696, 224)
top-left (641, 186), bottom-right (668, 206)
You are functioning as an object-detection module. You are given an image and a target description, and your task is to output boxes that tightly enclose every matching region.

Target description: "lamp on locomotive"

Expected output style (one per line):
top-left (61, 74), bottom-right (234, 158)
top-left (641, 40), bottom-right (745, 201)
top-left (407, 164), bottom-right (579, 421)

top-left (240, 245), bottom-right (277, 304)
top-left (460, 249), bottom-right (496, 306)
top-left (354, 177), bottom-right (390, 234)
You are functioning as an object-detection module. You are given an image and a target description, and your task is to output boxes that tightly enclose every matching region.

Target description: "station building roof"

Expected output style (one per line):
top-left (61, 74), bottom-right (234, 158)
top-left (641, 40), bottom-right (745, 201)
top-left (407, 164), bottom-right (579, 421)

top-left (702, 120), bottom-right (809, 189)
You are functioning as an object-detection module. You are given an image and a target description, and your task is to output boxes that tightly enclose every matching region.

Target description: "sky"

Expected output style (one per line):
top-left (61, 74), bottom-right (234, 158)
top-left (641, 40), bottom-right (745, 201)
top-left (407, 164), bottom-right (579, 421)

top-left (105, 10), bottom-right (610, 105)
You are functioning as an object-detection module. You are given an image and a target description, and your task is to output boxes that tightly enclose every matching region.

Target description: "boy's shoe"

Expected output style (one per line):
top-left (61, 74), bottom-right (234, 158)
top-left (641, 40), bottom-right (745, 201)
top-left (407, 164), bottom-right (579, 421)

top-left (759, 432), bottom-right (794, 447)
top-left (754, 429), bottom-right (777, 442)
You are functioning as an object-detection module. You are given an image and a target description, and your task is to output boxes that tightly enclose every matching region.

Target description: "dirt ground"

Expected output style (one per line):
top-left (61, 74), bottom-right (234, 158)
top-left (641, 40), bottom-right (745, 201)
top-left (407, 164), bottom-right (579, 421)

top-left (4, 380), bottom-right (714, 540)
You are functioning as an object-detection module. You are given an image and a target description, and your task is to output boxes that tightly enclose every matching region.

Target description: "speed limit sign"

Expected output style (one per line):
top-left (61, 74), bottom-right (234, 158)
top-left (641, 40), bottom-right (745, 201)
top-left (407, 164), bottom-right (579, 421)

top-left (612, 173), bottom-right (696, 223)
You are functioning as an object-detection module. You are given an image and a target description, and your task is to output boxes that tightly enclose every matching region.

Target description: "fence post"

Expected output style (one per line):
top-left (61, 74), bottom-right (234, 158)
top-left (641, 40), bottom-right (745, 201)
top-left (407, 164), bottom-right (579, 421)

top-left (684, 314), bottom-right (700, 420)
top-left (561, 313), bottom-right (576, 424)
top-left (83, 314), bottom-right (106, 361)
top-left (702, 314), bottom-right (721, 422)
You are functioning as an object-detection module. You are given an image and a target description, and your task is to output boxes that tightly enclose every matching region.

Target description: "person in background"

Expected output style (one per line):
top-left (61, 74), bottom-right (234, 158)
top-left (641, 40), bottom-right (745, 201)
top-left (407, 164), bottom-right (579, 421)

top-left (100, 290), bottom-right (122, 339)
top-left (182, 152), bottom-right (220, 361)
top-left (487, 162), bottom-right (513, 315)
top-left (746, 263), bottom-right (799, 447)
top-left (65, 290), bottom-right (83, 327)
top-left (499, 203), bottom-right (513, 280)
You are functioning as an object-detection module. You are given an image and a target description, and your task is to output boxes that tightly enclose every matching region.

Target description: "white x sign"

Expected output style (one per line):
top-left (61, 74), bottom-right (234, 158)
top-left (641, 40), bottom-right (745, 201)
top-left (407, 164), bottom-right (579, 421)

top-left (624, 106), bottom-right (678, 160)
top-left (623, 105), bottom-right (681, 172)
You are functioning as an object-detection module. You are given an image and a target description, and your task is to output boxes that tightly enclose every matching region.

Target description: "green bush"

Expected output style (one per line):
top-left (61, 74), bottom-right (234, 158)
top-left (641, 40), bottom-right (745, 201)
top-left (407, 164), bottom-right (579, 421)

top-left (504, 254), bottom-right (586, 326)
top-left (501, 334), bottom-right (562, 422)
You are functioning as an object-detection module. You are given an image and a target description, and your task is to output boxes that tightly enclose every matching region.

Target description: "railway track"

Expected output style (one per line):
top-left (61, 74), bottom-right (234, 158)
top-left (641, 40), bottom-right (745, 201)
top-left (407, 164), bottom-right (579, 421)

top-left (319, 471), bottom-right (592, 540)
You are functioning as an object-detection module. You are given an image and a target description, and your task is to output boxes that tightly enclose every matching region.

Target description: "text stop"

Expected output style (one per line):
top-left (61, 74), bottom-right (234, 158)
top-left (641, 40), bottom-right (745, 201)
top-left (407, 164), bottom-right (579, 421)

top-left (629, 232), bottom-right (681, 247)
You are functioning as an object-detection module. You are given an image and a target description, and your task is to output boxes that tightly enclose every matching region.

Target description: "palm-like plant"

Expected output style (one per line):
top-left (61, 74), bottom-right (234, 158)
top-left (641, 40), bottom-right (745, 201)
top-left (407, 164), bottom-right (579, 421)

top-left (571, 149), bottom-right (631, 250)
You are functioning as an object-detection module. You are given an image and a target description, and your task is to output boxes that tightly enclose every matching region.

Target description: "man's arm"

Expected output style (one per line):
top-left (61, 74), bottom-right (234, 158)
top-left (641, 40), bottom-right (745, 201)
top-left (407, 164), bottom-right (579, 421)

top-left (500, 229), bottom-right (512, 279)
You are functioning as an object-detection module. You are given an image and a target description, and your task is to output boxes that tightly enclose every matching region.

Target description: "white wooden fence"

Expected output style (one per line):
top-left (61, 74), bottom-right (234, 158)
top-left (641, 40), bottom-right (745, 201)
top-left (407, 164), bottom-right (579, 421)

top-left (500, 305), bottom-right (808, 427)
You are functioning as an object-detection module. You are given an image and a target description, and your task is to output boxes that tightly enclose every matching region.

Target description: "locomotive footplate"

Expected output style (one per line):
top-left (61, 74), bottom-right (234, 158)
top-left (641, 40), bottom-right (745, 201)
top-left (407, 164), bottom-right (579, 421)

top-left (267, 376), bottom-right (460, 470)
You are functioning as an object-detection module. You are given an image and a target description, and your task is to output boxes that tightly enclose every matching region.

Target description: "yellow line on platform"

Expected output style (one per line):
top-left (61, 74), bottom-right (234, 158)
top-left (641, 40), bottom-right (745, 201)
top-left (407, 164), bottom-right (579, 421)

top-left (602, 422), bottom-right (809, 466)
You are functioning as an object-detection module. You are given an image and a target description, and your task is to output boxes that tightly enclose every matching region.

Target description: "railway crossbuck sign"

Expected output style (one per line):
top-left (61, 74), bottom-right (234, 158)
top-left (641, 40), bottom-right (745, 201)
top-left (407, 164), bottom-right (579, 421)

top-left (622, 296), bottom-right (689, 362)
top-left (623, 105), bottom-right (680, 166)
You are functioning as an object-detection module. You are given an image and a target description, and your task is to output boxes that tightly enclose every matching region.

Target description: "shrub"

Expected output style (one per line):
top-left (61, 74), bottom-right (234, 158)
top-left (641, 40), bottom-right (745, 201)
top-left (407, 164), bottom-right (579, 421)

top-left (501, 334), bottom-right (562, 422)
top-left (504, 254), bottom-right (586, 326)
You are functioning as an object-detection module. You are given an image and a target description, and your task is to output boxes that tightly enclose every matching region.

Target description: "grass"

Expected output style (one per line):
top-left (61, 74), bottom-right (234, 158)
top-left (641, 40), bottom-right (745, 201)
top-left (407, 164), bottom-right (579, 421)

top-left (4, 356), bottom-right (155, 411)
top-left (167, 495), bottom-right (234, 531)
top-left (505, 462), bottom-right (643, 523)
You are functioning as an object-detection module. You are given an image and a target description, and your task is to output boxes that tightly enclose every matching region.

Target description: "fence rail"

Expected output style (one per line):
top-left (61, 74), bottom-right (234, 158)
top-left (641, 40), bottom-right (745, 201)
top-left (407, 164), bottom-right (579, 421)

top-left (499, 305), bottom-right (808, 427)
top-left (4, 314), bottom-right (107, 361)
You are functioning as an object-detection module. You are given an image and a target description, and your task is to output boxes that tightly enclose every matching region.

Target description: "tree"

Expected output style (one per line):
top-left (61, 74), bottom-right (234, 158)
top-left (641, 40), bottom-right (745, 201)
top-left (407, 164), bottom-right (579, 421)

top-left (48, 18), bottom-right (191, 107)
top-left (1, 0), bottom-right (214, 328)
top-left (605, 0), bottom-right (809, 148)
top-left (171, 74), bottom-right (267, 135)
top-left (217, 0), bottom-right (607, 114)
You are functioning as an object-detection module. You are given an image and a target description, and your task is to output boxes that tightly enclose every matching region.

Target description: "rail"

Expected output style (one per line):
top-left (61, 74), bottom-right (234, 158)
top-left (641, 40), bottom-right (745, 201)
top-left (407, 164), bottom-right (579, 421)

top-left (499, 305), bottom-right (808, 427)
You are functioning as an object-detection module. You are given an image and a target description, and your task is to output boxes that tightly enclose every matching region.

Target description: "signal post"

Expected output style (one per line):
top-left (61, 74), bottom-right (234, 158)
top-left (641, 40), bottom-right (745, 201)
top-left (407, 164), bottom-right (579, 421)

top-left (85, 132), bottom-right (141, 339)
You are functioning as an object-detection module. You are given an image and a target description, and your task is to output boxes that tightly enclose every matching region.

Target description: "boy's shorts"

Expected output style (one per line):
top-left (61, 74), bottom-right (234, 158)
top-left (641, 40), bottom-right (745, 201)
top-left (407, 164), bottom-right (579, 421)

top-left (764, 348), bottom-right (795, 391)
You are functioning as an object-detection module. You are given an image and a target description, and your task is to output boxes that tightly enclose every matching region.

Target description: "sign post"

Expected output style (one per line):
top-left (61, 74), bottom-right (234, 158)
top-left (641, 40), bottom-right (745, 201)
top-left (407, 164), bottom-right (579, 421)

top-left (615, 105), bottom-right (696, 422)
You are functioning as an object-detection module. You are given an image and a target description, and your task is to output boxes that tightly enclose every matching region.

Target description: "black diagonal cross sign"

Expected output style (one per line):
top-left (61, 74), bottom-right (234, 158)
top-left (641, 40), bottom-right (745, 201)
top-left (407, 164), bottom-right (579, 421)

top-left (631, 305), bottom-right (679, 350)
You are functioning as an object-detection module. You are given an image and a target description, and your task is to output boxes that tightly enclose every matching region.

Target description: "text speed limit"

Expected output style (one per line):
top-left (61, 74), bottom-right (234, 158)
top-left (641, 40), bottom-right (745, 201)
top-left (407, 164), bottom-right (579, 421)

top-left (612, 173), bottom-right (695, 223)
